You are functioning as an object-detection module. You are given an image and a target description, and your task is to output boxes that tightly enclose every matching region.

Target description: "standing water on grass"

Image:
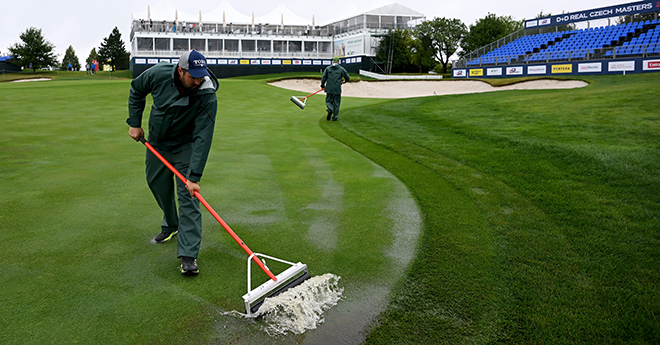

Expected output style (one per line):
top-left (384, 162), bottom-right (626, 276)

top-left (256, 273), bottom-right (343, 336)
top-left (222, 273), bottom-right (343, 337)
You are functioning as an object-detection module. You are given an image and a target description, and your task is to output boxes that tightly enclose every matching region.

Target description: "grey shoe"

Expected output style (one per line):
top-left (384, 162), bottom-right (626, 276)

top-left (180, 256), bottom-right (199, 275)
top-left (154, 230), bottom-right (177, 243)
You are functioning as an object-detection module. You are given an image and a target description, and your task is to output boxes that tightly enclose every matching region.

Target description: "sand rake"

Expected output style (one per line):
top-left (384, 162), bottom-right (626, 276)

top-left (290, 88), bottom-right (324, 110)
top-left (138, 137), bottom-right (310, 317)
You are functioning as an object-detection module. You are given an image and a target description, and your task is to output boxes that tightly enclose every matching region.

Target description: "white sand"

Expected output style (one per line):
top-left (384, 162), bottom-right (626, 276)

top-left (269, 78), bottom-right (588, 98)
top-left (11, 78), bottom-right (52, 82)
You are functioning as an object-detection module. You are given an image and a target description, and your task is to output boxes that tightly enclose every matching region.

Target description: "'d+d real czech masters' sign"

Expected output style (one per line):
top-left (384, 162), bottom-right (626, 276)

top-left (525, 0), bottom-right (660, 28)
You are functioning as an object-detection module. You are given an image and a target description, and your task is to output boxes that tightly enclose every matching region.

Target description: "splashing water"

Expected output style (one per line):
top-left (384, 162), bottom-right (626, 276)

top-left (255, 273), bottom-right (343, 336)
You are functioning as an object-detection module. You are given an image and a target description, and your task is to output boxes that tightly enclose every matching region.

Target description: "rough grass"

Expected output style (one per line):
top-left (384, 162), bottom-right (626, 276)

top-left (321, 72), bottom-right (660, 344)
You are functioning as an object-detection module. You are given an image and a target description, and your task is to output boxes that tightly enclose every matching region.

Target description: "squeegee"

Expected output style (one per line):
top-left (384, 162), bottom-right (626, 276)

top-left (290, 88), bottom-right (325, 109)
top-left (138, 137), bottom-right (310, 317)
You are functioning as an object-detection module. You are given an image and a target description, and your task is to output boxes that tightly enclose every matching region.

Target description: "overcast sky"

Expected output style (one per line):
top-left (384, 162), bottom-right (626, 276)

top-left (1, 0), bottom-right (626, 64)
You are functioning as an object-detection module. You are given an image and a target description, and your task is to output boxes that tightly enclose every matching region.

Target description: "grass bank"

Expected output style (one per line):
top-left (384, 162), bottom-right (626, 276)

top-left (321, 73), bottom-right (660, 344)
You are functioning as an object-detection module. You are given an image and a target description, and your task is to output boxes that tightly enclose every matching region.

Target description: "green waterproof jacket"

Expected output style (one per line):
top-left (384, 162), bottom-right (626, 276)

top-left (127, 62), bottom-right (219, 182)
top-left (321, 64), bottom-right (350, 95)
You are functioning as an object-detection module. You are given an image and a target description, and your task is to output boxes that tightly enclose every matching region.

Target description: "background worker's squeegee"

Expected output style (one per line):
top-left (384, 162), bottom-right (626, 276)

top-left (138, 137), bottom-right (310, 317)
top-left (290, 88), bottom-right (324, 109)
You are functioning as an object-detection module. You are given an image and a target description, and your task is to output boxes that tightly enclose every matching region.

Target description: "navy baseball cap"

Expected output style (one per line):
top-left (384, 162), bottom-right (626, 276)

top-left (178, 50), bottom-right (209, 78)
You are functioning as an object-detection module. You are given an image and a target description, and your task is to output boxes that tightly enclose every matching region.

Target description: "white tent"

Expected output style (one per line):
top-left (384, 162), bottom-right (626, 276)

top-left (258, 4), bottom-right (311, 26)
top-left (202, 2), bottom-right (252, 24)
top-left (131, 0), bottom-right (201, 22)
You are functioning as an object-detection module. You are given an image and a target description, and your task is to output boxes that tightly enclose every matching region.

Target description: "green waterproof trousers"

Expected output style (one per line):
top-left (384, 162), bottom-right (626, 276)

top-left (145, 142), bottom-right (202, 259)
top-left (325, 93), bottom-right (342, 120)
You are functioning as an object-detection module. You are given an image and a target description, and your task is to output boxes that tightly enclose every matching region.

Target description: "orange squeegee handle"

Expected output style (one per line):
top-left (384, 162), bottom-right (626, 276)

top-left (301, 87), bottom-right (325, 100)
top-left (138, 137), bottom-right (277, 281)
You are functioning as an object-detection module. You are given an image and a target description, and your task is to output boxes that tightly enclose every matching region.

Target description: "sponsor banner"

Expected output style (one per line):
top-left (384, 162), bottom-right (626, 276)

top-left (323, 60), bottom-right (331, 65)
top-left (147, 58), bottom-right (159, 64)
top-left (206, 59), bottom-right (217, 65)
top-left (350, 57), bottom-right (357, 64)
top-left (283, 60), bottom-right (292, 65)
top-left (250, 59), bottom-right (260, 65)
top-left (159, 59), bottom-right (170, 63)
top-left (303, 60), bottom-right (312, 65)
top-left (453, 69), bottom-right (467, 77)
top-left (609, 60), bottom-right (635, 71)
top-left (262, 60), bottom-right (271, 65)
top-left (240, 60), bottom-right (250, 65)
top-left (469, 69), bottom-right (483, 77)
top-left (228, 59), bottom-right (238, 65)
top-left (357, 57), bottom-right (362, 63)
top-left (578, 62), bottom-right (602, 73)
top-left (643, 59), bottom-right (660, 70)
top-left (334, 37), bottom-right (364, 57)
top-left (552, 64), bottom-right (573, 73)
top-left (171, 58), bottom-right (179, 64)
top-left (528, 1), bottom-right (657, 27)
top-left (527, 65), bottom-right (547, 75)
top-left (487, 67), bottom-right (502, 76)
top-left (313, 60), bottom-right (322, 65)
top-left (272, 60), bottom-right (282, 65)
top-left (506, 66), bottom-right (524, 75)
top-left (135, 58), bottom-right (147, 65)
top-left (218, 59), bottom-right (228, 65)
top-left (293, 60), bottom-right (302, 65)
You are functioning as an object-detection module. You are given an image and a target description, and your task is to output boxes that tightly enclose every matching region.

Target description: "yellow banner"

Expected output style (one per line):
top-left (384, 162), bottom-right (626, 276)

top-left (283, 60), bottom-right (292, 65)
top-left (240, 60), bottom-right (250, 65)
top-left (469, 69), bottom-right (483, 77)
top-left (552, 64), bottom-right (572, 73)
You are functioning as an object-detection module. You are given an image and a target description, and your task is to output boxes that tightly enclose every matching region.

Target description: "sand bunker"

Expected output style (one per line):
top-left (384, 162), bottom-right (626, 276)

top-left (269, 78), bottom-right (588, 98)
top-left (11, 78), bottom-right (52, 82)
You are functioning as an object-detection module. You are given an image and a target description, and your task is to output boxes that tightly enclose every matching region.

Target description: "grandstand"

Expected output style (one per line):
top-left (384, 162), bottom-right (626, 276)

top-left (129, 2), bottom-right (424, 78)
top-left (455, 1), bottom-right (660, 78)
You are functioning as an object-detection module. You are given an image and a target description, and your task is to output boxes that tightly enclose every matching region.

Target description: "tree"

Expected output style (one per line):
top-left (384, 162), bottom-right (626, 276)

top-left (407, 32), bottom-right (436, 73)
top-left (7, 27), bottom-right (58, 71)
top-left (460, 13), bottom-right (524, 57)
top-left (417, 17), bottom-right (468, 73)
top-left (98, 27), bottom-right (129, 71)
top-left (86, 48), bottom-right (99, 66)
top-left (61, 45), bottom-right (80, 71)
top-left (374, 29), bottom-right (419, 74)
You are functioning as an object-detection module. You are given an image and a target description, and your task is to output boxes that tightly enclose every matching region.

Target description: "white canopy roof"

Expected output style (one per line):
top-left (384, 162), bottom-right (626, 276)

top-left (363, 3), bottom-right (424, 17)
top-left (132, 0), bottom-right (198, 22)
top-left (204, 2), bottom-right (252, 24)
top-left (257, 4), bottom-right (312, 26)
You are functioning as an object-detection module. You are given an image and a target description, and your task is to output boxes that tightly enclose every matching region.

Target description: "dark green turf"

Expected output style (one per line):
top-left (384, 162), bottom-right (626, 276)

top-left (322, 73), bottom-right (660, 344)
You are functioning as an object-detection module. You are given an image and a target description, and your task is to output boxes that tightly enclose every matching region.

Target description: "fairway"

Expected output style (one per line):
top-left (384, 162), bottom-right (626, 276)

top-left (1, 72), bottom-right (659, 344)
top-left (0, 75), bottom-right (420, 344)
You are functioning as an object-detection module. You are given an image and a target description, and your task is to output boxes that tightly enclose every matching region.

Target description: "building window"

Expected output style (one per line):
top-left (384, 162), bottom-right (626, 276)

top-left (155, 38), bottom-right (170, 50)
top-left (173, 38), bottom-right (188, 51)
top-left (225, 39), bottom-right (239, 52)
top-left (208, 39), bottom-right (222, 52)
top-left (137, 38), bottom-right (153, 51)
top-left (257, 40), bottom-right (270, 52)
top-left (288, 41), bottom-right (301, 53)
top-left (243, 40), bottom-right (256, 52)
top-left (273, 41), bottom-right (286, 52)
top-left (191, 39), bottom-right (205, 51)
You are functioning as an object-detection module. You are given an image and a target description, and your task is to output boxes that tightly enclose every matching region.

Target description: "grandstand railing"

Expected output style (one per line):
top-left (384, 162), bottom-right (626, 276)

top-left (463, 43), bottom-right (660, 66)
top-left (132, 49), bottom-right (334, 59)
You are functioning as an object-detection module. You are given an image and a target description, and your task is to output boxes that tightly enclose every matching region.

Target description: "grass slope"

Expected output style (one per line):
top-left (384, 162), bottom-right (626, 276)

top-left (321, 73), bottom-right (660, 344)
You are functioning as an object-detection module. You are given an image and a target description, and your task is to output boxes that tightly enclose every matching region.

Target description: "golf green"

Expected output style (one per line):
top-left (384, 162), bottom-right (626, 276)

top-left (0, 75), bottom-right (420, 344)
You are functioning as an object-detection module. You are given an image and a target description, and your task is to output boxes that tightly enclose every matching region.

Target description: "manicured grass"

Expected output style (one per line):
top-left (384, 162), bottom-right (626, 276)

top-left (0, 74), bottom-right (415, 344)
top-left (321, 73), bottom-right (660, 344)
top-left (2, 71), bottom-right (658, 344)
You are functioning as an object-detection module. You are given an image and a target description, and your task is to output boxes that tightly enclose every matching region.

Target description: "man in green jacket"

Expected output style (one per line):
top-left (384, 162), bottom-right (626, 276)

top-left (127, 50), bottom-right (218, 275)
top-left (321, 57), bottom-right (350, 121)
